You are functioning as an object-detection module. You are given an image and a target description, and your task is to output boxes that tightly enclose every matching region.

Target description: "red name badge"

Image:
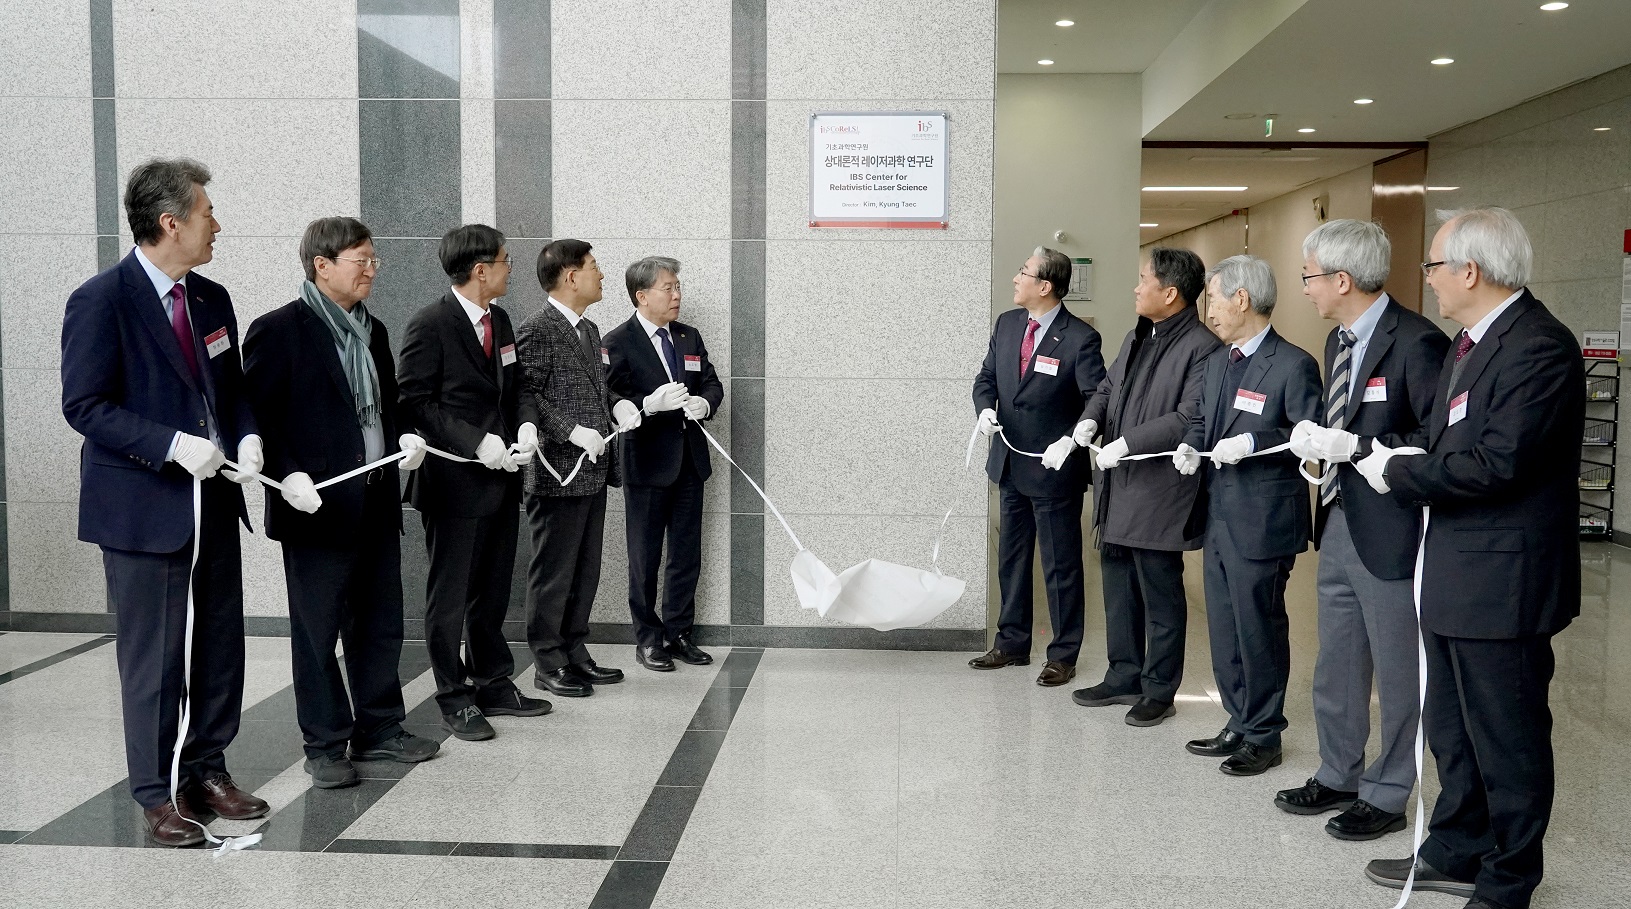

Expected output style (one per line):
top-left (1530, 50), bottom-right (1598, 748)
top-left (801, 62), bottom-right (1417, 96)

top-left (499, 343), bottom-right (517, 367)
top-left (684, 354), bottom-right (702, 372)
top-left (1233, 389), bottom-right (1266, 414)
top-left (1448, 391), bottom-right (1469, 426)
top-left (204, 327), bottom-right (230, 359)
top-left (1363, 376), bottom-right (1387, 403)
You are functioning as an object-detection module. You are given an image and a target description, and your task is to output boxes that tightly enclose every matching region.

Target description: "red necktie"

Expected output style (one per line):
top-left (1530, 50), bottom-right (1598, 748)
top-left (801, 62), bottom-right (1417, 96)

top-left (171, 284), bottom-right (201, 382)
top-left (1454, 330), bottom-right (1474, 363)
top-left (480, 312), bottom-right (493, 359)
top-left (1019, 318), bottom-right (1040, 377)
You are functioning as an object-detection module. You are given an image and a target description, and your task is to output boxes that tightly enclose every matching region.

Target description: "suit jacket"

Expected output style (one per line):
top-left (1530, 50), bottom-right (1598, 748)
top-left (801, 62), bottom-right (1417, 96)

top-left (397, 292), bottom-right (535, 518)
top-left (1388, 290), bottom-right (1583, 639)
top-left (1182, 327), bottom-right (1322, 561)
top-left (242, 299), bottom-right (406, 543)
top-left (603, 314), bottom-right (725, 487)
top-left (972, 306), bottom-right (1106, 497)
top-left (1315, 298), bottom-right (1450, 579)
top-left (514, 302), bottom-right (620, 497)
top-left (61, 252), bottom-right (258, 553)
top-left (1082, 304), bottom-right (1223, 551)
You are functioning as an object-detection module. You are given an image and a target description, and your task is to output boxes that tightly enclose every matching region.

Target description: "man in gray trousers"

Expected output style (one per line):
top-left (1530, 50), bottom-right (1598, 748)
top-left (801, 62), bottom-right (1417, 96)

top-left (1282, 219), bottom-right (1449, 840)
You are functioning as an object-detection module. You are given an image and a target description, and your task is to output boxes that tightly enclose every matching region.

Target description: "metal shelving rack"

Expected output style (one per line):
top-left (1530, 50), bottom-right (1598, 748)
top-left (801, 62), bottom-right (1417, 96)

top-left (1580, 359), bottom-right (1617, 537)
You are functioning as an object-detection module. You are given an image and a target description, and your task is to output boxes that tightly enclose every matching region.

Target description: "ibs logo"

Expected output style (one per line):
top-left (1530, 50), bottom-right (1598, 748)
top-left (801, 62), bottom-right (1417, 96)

top-left (911, 118), bottom-right (941, 140)
top-left (819, 124), bottom-right (860, 134)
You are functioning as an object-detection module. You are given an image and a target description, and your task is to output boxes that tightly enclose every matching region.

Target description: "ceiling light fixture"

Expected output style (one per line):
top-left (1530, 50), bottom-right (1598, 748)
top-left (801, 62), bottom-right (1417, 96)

top-left (1540, 2), bottom-right (1568, 10)
top-left (1140, 223), bottom-right (1159, 228)
top-left (1431, 57), bottom-right (1454, 65)
top-left (1297, 127), bottom-right (1317, 133)
top-left (1427, 186), bottom-right (1460, 191)
top-left (1354, 98), bottom-right (1374, 105)
top-left (1142, 186), bottom-right (1248, 192)
top-left (1055, 19), bottom-right (1074, 26)
top-left (1594, 126), bottom-right (1613, 131)
top-left (1038, 59), bottom-right (1054, 65)
top-left (1223, 112), bottom-right (1259, 120)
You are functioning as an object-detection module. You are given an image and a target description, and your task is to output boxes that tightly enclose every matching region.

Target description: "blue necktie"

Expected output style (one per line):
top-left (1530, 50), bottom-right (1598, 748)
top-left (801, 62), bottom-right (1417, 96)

top-left (656, 327), bottom-right (681, 381)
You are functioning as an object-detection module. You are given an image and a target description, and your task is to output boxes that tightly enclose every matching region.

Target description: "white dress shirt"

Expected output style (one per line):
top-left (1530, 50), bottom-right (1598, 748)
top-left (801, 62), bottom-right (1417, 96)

top-left (134, 246), bottom-right (219, 455)
top-left (637, 310), bottom-right (678, 382)
top-left (1231, 322), bottom-right (1272, 359)
top-left (452, 287), bottom-right (490, 346)
top-left (1467, 289), bottom-right (1524, 344)
top-left (548, 296), bottom-right (582, 328)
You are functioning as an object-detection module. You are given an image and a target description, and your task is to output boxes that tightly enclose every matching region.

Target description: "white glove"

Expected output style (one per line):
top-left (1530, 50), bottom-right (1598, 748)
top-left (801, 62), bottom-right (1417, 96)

top-left (1071, 419), bottom-right (1098, 448)
top-left (1311, 426), bottom-right (1360, 463)
top-left (976, 408), bottom-right (1002, 437)
top-left (280, 471), bottom-right (323, 514)
top-left (643, 381), bottom-right (689, 414)
top-left (1040, 436), bottom-right (1076, 470)
top-left (476, 433), bottom-right (513, 471)
top-left (1172, 442), bottom-right (1201, 476)
top-left (1210, 433), bottom-right (1254, 467)
top-left (515, 422), bottom-right (539, 459)
top-left (1095, 437), bottom-right (1130, 470)
top-left (569, 425), bottom-right (607, 463)
top-left (227, 435), bottom-right (263, 485)
top-left (1289, 420), bottom-right (1321, 461)
top-left (1355, 441), bottom-right (1425, 494)
top-left (682, 396), bottom-right (711, 421)
top-left (398, 433), bottom-right (427, 471)
top-left (613, 399), bottom-right (643, 433)
top-left (170, 433), bottom-right (225, 480)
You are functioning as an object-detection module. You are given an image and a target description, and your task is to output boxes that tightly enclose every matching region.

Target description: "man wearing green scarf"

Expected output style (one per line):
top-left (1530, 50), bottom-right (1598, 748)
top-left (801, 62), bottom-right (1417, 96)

top-left (243, 217), bottom-right (439, 789)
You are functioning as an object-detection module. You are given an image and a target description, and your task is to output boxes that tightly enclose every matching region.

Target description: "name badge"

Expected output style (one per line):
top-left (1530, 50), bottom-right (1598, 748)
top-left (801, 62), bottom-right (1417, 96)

top-left (1448, 391), bottom-right (1469, 426)
top-left (1363, 377), bottom-right (1387, 403)
top-left (204, 327), bottom-right (230, 359)
top-left (1233, 389), bottom-right (1266, 415)
top-left (499, 343), bottom-right (516, 367)
top-left (684, 354), bottom-right (703, 372)
top-left (1033, 355), bottom-right (1059, 376)
top-left (601, 347), bottom-right (611, 366)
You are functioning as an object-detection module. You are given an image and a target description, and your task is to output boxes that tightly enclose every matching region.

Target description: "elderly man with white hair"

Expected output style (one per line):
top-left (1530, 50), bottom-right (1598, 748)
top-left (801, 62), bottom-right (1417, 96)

top-left (1359, 208), bottom-right (1582, 909)
top-left (1172, 255), bottom-right (1321, 776)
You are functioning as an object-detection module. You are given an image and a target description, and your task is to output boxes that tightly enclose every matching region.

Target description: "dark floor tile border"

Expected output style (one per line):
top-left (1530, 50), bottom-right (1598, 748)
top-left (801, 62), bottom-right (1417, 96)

top-left (326, 837), bottom-right (455, 856)
top-left (0, 830), bottom-right (28, 844)
top-left (0, 634), bottom-right (113, 686)
top-left (455, 841), bottom-right (620, 860)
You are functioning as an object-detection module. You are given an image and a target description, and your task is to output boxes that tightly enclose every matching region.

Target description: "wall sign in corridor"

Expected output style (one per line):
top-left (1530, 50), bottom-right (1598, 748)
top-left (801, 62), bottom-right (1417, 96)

top-left (809, 112), bottom-right (950, 228)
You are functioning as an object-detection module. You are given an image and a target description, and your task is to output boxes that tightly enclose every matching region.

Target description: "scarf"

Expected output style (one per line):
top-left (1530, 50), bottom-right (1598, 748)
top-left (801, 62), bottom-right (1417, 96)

top-left (300, 280), bottom-right (381, 429)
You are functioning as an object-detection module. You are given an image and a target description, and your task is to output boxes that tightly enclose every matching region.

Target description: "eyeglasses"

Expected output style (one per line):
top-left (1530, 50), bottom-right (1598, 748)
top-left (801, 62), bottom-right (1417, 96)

top-left (1420, 260), bottom-right (1446, 277)
top-left (1019, 269), bottom-right (1043, 281)
top-left (482, 257), bottom-right (514, 270)
top-left (1300, 271), bottom-right (1340, 286)
top-left (331, 255), bottom-right (383, 270)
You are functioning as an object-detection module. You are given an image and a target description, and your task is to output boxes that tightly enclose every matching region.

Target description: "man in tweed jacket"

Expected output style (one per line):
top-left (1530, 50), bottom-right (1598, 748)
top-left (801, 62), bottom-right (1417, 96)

top-left (515, 239), bottom-right (642, 698)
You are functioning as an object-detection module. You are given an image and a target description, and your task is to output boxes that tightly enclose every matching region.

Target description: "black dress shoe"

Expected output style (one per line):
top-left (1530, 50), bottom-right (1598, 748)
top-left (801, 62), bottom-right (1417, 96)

top-left (304, 753), bottom-right (360, 789)
top-left (350, 730), bottom-right (441, 763)
top-left (637, 645), bottom-right (675, 672)
top-left (568, 659), bottom-right (625, 684)
top-left (1124, 697), bottom-right (1176, 726)
top-left (478, 687), bottom-right (554, 716)
top-left (1071, 682), bottom-right (1140, 707)
top-left (1326, 799), bottom-right (1407, 841)
top-left (968, 648), bottom-right (1029, 669)
top-left (1463, 898), bottom-right (1507, 909)
top-left (441, 705), bottom-right (495, 741)
top-left (1364, 856), bottom-right (1476, 898)
top-left (665, 635), bottom-right (713, 665)
top-left (1220, 742), bottom-right (1282, 776)
top-left (1274, 777), bottom-right (1358, 815)
top-left (1186, 728), bottom-right (1245, 757)
top-left (535, 667), bottom-right (594, 697)
top-left (1036, 660), bottom-right (1075, 686)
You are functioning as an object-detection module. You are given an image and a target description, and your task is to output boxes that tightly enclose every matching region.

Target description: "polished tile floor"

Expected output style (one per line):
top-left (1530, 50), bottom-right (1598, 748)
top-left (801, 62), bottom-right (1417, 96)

top-left (0, 543), bottom-right (1628, 908)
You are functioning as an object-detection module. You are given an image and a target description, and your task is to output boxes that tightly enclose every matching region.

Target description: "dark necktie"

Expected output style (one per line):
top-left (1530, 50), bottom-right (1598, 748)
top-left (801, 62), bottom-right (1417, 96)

top-left (170, 284), bottom-right (201, 382)
top-left (1454, 330), bottom-right (1474, 363)
top-left (479, 311), bottom-right (493, 359)
top-left (1446, 330), bottom-right (1476, 404)
top-left (577, 320), bottom-right (596, 364)
top-left (1322, 329), bottom-right (1357, 506)
top-left (656, 326), bottom-right (681, 381)
top-left (1019, 318), bottom-right (1040, 377)
top-left (1217, 348), bottom-right (1249, 443)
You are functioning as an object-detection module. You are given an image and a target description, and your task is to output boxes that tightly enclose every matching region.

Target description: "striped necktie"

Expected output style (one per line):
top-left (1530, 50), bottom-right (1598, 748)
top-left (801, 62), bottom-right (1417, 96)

top-left (1322, 328), bottom-right (1358, 506)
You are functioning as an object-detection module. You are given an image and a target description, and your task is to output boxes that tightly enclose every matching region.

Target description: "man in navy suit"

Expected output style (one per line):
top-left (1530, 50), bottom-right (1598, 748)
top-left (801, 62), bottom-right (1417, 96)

top-left (1362, 208), bottom-right (1582, 909)
top-left (60, 159), bottom-right (268, 846)
top-left (603, 256), bottom-right (725, 671)
top-left (1173, 255), bottom-right (1321, 777)
top-left (970, 246), bottom-right (1106, 686)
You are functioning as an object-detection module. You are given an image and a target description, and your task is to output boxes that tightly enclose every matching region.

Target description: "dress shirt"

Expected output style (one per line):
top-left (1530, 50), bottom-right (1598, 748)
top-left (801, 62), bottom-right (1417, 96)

top-left (1340, 293), bottom-right (1391, 401)
top-left (134, 246), bottom-right (219, 456)
top-left (452, 287), bottom-right (489, 346)
top-left (1224, 322), bottom-right (1272, 454)
top-left (548, 296), bottom-right (582, 328)
top-left (1466, 289), bottom-right (1525, 344)
top-left (636, 310), bottom-right (677, 382)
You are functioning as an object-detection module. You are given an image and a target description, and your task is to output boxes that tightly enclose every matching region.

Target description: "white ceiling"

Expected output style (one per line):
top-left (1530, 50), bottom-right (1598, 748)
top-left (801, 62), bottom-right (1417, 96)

top-left (997, 0), bottom-right (1209, 73)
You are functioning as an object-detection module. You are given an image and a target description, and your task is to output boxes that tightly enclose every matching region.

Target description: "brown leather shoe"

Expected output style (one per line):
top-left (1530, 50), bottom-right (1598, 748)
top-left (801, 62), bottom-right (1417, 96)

top-left (191, 774), bottom-right (269, 820)
top-left (1036, 660), bottom-right (1076, 686)
top-left (968, 648), bottom-right (1030, 670)
top-left (143, 798), bottom-right (205, 847)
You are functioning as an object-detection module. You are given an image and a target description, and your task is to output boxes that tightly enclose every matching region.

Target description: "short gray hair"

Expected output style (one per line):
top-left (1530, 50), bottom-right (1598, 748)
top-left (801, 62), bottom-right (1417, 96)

top-left (124, 158), bottom-right (212, 245)
top-left (1436, 207), bottom-right (1532, 290)
top-left (1206, 255), bottom-right (1276, 315)
top-left (1030, 246), bottom-right (1072, 299)
top-left (1302, 219), bottom-right (1390, 293)
top-left (625, 256), bottom-right (681, 304)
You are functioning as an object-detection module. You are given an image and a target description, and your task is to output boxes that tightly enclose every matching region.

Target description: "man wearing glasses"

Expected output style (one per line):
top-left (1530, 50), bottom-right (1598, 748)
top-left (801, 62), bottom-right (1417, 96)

top-left (398, 224), bottom-right (550, 742)
top-left (243, 217), bottom-right (441, 787)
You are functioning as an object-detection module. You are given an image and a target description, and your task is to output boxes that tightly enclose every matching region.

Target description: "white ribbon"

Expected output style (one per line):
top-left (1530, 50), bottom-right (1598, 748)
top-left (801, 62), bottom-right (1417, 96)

top-left (1391, 504), bottom-right (1431, 908)
top-left (964, 418), bottom-right (1297, 467)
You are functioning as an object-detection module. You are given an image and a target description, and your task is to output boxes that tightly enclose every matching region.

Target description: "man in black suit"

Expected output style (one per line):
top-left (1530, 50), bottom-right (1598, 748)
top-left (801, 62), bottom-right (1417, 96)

top-left (243, 217), bottom-right (441, 789)
top-left (1279, 219), bottom-right (1448, 840)
top-left (603, 256), bottom-right (726, 671)
top-left (61, 159), bottom-right (268, 846)
top-left (516, 239), bottom-right (640, 696)
top-left (1173, 255), bottom-right (1321, 776)
top-left (398, 224), bottom-right (550, 742)
top-left (1074, 248), bottom-right (1222, 727)
top-left (1361, 208), bottom-right (1582, 909)
top-left (970, 246), bottom-right (1106, 687)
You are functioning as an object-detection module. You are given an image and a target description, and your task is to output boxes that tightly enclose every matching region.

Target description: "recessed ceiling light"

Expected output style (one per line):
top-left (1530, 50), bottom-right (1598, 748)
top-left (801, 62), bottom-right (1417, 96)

top-left (1540, 2), bottom-right (1568, 10)
top-left (1431, 57), bottom-right (1454, 65)
top-left (1142, 186), bottom-right (1248, 192)
top-left (1055, 19), bottom-right (1074, 26)
top-left (1140, 223), bottom-right (1159, 228)
top-left (1297, 127), bottom-right (1317, 133)
top-left (1223, 112), bottom-right (1259, 120)
top-left (1354, 98), bottom-right (1374, 105)
top-left (1594, 126), bottom-right (1613, 131)
top-left (1427, 186), bottom-right (1460, 191)
top-left (1038, 59), bottom-right (1054, 65)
